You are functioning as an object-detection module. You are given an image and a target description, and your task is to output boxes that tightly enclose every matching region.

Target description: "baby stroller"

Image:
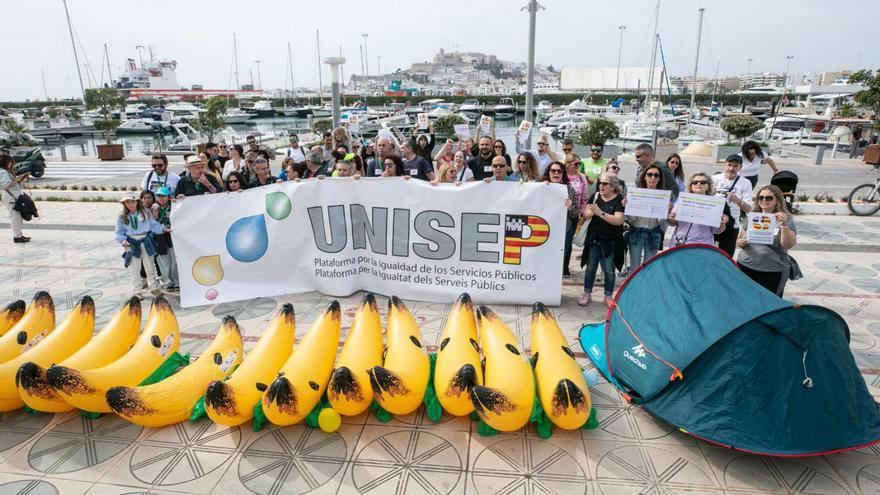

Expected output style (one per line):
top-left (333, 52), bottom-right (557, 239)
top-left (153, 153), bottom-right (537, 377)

top-left (770, 171), bottom-right (798, 210)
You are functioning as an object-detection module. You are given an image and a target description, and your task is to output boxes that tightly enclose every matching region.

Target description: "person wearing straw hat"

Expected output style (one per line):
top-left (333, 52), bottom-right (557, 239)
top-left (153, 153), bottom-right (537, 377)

top-left (174, 154), bottom-right (223, 199)
top-left (114, 192), bottom-right (170, 298)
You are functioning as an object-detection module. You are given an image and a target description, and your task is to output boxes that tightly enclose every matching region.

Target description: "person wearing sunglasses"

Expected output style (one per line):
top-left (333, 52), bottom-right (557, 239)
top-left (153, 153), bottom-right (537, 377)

top-left (579, 173), bottom-right (625, 306)
top-left (736, 185), bottom-right (797, 296)
top-left (494, 139), bottom-right (512, 172)
top-left (713, 155), bottom-right (753, 257)
top-left (141, 153), bottom-right (180, 194)
top-left (580, 142), bottom-right (608, 186)
top-left (482, 156), bottom-right (512, 182)
top-left (514, 133), bottom-right (557, 176)
top-left (541, 161), bottom-right (580, 276)
top-left (509, 153), bottom-right (539, 182)
top-left (668, 172), bottom-right (730, 247)
top-left (216, 140), bottom-right (230, 165)
top-left (603, 161), bottom-right (627, 197)
top-left (564, 153), bottom-right (588, 211)
top-left (224, 171), bottom-right (247, 192)
top-left (635, 143), bottom-right (679, 198)
top-left (626, 165), bottom-right (670, 270)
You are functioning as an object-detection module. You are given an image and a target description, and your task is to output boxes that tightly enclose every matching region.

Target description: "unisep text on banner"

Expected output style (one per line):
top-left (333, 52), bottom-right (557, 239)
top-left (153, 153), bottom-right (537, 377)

top-left (171, 179), bottom-right (566, 307)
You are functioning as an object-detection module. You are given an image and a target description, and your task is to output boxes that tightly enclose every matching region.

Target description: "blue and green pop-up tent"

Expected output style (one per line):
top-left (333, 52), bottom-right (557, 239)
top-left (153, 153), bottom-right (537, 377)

top-left (579, 244), bottom-right (880, 457)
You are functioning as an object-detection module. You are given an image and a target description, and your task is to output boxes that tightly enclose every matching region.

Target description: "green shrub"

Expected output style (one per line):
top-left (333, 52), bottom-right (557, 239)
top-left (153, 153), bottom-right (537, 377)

top-left (576, 117), bottom-right (620, 146)
top-left (433, 114), bottom-right (469, 138)
top-left (720, 115), bottom-right (763, 141)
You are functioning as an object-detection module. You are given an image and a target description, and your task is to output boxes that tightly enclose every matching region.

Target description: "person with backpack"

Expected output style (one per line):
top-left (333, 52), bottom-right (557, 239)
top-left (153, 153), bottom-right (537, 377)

top-left (115, 192), bottom-right (170, 298)
top-left (0, 155), bottom-right (29, 243)
top-left (151, 187), bottom-right (178, 291)
top-left (141, 153), bottom-right (180, 193)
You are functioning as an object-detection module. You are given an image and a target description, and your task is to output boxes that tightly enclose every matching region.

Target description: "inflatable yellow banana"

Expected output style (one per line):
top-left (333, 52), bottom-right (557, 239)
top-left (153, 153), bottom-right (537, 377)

top-left (48, 296), bottom-right (180, 414)
top-left (368, 296), bottom-right (430, 416)
top-left (0, 300), bottom-right (26, 337)
top-left (530, 302), bottom-right (590, 430)
top-left (0, 291), bottom-right (55, 364)
top-left (434, 293), bottom-right (482, 416)
top-left (328, 293), bottom-right (383, 416)
top-left (469, 305), bottom-right (534, 432)
top-left (205, 304), bottom-right (295, 427)
top-left (107, 315), bottom-right (243, 427)
top-left (262, 301), bottom-right (340, 426)
top-left (0, 296), bottom-right (94, 411)
top-left (17, 297), bottom-right (142, 413)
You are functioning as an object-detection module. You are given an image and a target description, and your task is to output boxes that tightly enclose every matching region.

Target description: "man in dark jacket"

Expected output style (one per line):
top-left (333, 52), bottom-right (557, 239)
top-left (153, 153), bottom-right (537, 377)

top-left (174, 155), bottom-right (222, 198)
top-left (634, 143), bottom-right (679, 198)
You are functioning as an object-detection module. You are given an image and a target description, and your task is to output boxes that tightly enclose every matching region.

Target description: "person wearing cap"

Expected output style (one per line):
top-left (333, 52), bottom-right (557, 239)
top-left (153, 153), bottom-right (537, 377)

top-left (174, 155), bottom-right (223, 198)
top-left (286, 133), bottom-right (307, 163)
top-left (141, 153), bottom-right (180, 193)
top-left (248, 158), bottom-right (281, 188)
top-left (151, 187), bottom-right (178, 291)
top-left (713, 154), bottom-right (753, 257)
top-left (115, 192), bottom-right (169, 298)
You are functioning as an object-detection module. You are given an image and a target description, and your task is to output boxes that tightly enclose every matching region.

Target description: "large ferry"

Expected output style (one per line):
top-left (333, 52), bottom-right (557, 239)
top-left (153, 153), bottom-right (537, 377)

top-left (114, 54), bottom-right (262, 101)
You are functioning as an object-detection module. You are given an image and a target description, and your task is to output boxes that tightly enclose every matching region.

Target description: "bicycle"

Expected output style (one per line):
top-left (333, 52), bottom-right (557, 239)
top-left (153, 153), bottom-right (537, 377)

top-left (848, 163), bottom-right (880, 216)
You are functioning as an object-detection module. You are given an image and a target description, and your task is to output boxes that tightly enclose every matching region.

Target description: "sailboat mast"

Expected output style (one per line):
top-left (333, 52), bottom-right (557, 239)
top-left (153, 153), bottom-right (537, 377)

top-left (233, 33), bottom-right (240, 90)
top-left (288, 42), bottom-right (296, 101)
top-left (62, 0), bottom-right (85, 101)
top-left (104, 43), bottom-right (113, 84)
top-left (690, 8), bottom-right (705, 114)
top-left (316, 30), bottom-right (324, 101)
top-left (645, 0), bottom-right (660, 116)
top-left (41, 70), bottom-right (49, 101)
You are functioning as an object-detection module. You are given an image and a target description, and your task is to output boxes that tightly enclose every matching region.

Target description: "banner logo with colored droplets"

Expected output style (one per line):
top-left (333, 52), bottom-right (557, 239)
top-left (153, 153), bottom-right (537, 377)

top-left (503, 215), bottom-right (550, 265)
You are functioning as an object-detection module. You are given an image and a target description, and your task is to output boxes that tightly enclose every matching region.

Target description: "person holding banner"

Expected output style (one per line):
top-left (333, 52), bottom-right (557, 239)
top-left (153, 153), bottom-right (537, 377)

top-left (626, 165), bottom-right (670, 270)
top-left (579, 174), bottom-right (626, 307)
top-left (713, 155), bottom-right (753, 257)
top-left (668, 172), bottom-right (729, 247)
top-left (174, 155), bottom-right (223, 199)
top-left (736, 185), bottom-right (797, 296)
top-left (225, 171), bottom-right (247, 192)
top-left (543, 161), bottom-right (580, 277)
top-left (482, 156), bottom-right (512, 182)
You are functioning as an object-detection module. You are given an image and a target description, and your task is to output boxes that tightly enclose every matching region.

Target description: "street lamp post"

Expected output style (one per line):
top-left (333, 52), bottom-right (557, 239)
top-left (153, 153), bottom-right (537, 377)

top-left (522, 0), bottom-right (544, 148)
top-left (615, 26), bottom-right (626, 92)
top-left (324, 57), bottom-right (346, 129)
top-left (362, 33), bottom-right (369, 94)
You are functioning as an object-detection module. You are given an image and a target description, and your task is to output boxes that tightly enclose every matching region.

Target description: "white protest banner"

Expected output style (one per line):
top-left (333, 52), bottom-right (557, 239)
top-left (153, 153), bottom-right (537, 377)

top-left (172, 179), bottom-right (566, 308)
top-left (673, 192), bottom-right (726, 227)
top-left (479, 115), bottom-right (493, 134)
top-left (517, 120), bottom-right (533, 142)
top-left (625, 188), bottom-right (671, 220)
top-left (746, 212), bottom-right (778, 245)
top-left (454, 124), bottom-right (471, 139)
top-left (417, 113), bottom-right (429, 130)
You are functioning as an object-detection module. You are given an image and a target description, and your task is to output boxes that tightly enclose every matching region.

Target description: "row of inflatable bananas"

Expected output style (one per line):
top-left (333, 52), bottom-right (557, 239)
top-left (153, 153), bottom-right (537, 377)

top-left (0, 291), bottom-right (594, 436)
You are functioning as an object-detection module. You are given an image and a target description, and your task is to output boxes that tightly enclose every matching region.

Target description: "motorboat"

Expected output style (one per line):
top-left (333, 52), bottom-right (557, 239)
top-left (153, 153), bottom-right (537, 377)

top-left (223, 108), bottom-right (253, 124)
top-left (115, 118), bottom-right (171, 135)
top-left (536, 100), bottom-right (553, 117)
top-left (493, 98), bottom-right (516, 120)
top-left (248, 100), bottom-right (276, 118)
top-left (459, 99), bottom-right (483, 117)
top-left (164, 102), bottom-right (202, 121)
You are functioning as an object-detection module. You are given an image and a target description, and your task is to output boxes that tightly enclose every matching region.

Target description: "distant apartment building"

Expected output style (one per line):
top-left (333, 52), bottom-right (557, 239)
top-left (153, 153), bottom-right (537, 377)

top-left (738, 73), bottom-right (787, 89)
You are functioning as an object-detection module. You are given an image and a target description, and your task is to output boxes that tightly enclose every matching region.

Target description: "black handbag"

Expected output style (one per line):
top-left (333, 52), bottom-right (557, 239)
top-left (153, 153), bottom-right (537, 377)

top-left (12, 193), bottom-right (38, 221)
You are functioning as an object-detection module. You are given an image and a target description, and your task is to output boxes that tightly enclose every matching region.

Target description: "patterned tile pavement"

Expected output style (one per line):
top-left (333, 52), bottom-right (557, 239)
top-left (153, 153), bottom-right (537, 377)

top-left (0, 203), bottom-right (879, 494)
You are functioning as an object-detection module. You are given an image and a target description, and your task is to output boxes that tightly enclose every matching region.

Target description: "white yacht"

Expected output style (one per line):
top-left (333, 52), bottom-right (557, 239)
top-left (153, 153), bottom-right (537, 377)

top-left (493, 98), bottom-right (516, 120)
top-left (223, 108), bottom-right (253, 124)
top-left (459, 99), bottom-right (483, 116)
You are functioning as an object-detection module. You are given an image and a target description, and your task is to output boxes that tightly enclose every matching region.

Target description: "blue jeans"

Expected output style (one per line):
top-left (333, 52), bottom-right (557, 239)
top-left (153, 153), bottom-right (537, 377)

top-left (583, 243), bottom-right (616, 298)
top-left (563, 218), bottom-right (576, 274)
top-left (627, 228), bottom-right (661, 270)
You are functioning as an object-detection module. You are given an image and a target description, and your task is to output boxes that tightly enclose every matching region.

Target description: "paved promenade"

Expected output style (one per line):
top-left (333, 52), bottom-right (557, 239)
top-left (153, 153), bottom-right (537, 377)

top-left (0, 202), bottom-right (879, 494)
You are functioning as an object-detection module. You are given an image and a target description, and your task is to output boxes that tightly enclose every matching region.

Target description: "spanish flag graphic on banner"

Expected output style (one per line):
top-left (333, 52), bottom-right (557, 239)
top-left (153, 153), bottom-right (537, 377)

top-left (503, 215), bottom-right (550, 265)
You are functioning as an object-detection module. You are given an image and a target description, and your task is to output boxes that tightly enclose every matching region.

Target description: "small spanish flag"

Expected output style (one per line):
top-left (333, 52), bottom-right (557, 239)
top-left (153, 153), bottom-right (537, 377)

top-left (503, 215), bottom-right (550, 265)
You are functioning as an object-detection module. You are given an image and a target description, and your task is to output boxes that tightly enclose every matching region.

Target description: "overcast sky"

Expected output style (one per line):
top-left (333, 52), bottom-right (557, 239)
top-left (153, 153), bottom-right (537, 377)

top-left (6, 0), bottom-right (877, 101)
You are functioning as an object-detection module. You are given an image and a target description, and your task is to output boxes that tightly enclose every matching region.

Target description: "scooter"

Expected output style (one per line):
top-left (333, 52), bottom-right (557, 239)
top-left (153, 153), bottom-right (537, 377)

top-left (0, 146), bottom-right (46, 178)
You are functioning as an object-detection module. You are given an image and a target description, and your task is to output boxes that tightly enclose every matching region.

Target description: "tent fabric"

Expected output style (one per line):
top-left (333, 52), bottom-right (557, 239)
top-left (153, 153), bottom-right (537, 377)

top-left (580, 244), bottom-right (880, 457)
